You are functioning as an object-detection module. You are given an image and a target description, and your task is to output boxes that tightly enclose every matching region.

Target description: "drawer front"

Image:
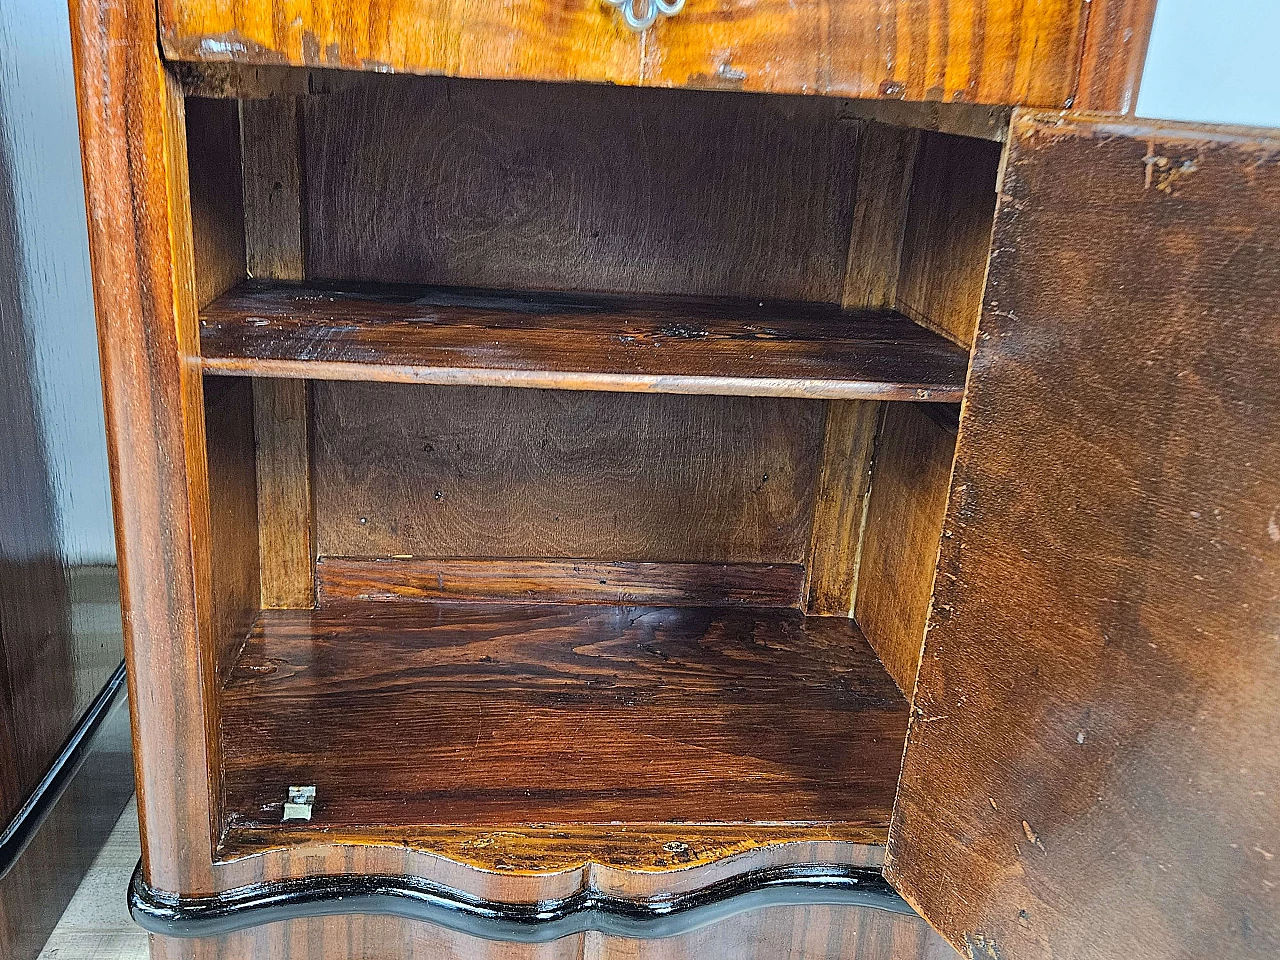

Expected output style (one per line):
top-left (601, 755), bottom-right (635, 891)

top-left (159, 0), bottom-right (1089, 108)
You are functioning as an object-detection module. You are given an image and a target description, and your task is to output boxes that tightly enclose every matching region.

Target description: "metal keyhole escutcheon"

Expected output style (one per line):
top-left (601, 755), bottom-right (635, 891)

top-left (604, 0), bottom-right (685, 32)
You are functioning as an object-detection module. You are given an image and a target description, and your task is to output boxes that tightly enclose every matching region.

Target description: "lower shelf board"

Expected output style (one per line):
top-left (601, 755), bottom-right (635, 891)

top-left (218, 602), bottom-right (909, 868)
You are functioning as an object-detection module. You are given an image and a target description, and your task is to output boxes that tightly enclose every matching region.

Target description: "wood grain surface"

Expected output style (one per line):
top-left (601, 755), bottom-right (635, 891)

top-left (220, 602), bottom-right (909, 834)
top-left (895, 132), bottom-right (1003, 348)
top-left (202, 376), bottom-right (260, 682)
top-left (199, 281), bottom-right (970, 402)
top-left (253, 379), bottom-right (313, 609)
top-left (805, 401), bottom-right (881, 616)
top-left (1075, 0), bottom-right (1159, 113)
top-left (183, 97), bottom-right (244, 307)
top-left (70, 0), bottom-right (224, 895)
top-left (148, 899), bottom-right (958, 960)
top-left (300, 75), bottom-right (857, 302)
top-left (888, 113), bottom-right (1280, 960)
top-left (316, 558), bottom-right (805, 609)
top-left (312, 382), bottom-right (825, 565)
top-left (854, 404), bottom-right (957, 695)
top-left (156, 0), bottom-right (1094, 109)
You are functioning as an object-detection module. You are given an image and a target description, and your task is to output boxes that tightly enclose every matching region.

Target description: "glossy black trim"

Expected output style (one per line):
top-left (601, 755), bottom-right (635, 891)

top-left (0, 660), bottom-right (128, 880)
top-left (130, 861), bottom-right (916, 941)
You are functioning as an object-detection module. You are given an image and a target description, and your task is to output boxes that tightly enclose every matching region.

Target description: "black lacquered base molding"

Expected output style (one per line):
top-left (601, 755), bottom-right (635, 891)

top-left (0, 661), bottom-right (128, 880)
top-left (129, 861), bottom-right (916, 941)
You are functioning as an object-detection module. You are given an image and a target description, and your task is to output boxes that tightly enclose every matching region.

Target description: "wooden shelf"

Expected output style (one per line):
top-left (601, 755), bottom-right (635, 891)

top-left (219, 600), bottom-right (909, 865)
top-left (199, 280), bottom-right (969, 401)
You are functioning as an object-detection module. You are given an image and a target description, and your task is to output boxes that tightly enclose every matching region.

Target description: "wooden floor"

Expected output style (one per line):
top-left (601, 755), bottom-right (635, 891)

top-left (37, 799), bottom-right (148, 960)
top-left (220, 603), bottom-right (910, 851)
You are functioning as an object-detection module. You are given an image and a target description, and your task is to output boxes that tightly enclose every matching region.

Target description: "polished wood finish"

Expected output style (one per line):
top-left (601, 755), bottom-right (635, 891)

top-left (312, 383), bottom-right (824, 565)
top-left (221, 602), bottom-right (908, 841)
top-left (316, 558), bottom-right (805, 609)
top-left (253, 379), bottom-right (312, 609)
top-left (70, 0), bottom-right (222, 893)
top-left (895, 132), bottom-right (1003, 348)
top-left (156, 0), bottom-right (1093, 109)
top-left (805, 402), bottom-right (881, 616)
top-left (0, 127), bottom-right (73, 826)
top-left (854, 405), bottom-right (957, 696)
top-left (1075, 0), bottom-right (1159, 113)
top-left (301, 76), bottom-right (856, 302)
top-left (888, 113), bottom-right (1280, 960)
top-left (0, 693), bottom-right (134, 960)
top-left (0, 1), bottom-right (131, 951)
top-left (149, 899), bottom-right (956, 960)
top-left (200, 281), bottom-right (970, 401)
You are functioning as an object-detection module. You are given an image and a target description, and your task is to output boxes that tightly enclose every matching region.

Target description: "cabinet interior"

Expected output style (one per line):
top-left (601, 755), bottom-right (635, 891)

top-left (183, 68), bottom-right (1004, 863)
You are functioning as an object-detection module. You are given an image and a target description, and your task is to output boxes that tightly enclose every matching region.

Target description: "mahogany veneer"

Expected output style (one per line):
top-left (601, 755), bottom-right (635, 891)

top-left (220, 602), bottom-right (908, 855)
top-left (199, 280), bottom-right (969, 401)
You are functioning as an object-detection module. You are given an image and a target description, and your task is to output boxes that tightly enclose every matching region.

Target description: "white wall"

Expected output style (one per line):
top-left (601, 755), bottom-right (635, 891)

top-left (1137, 0), bottom-right (1280, 128)
top-left (0, 0), bottom-right (116, 565)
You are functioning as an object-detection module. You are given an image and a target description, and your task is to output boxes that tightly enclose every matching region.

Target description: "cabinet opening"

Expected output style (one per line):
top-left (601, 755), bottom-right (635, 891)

top-left (182, 66), bottom-right (1002, 867)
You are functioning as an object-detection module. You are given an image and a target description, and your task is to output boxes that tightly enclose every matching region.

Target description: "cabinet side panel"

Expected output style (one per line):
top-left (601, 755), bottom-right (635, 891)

top-left (312, 383), bottom-right (824, 565)
top-left (894, 132), bottom-right (1003, 348)
top-left (888, 113), bottom-right (1280, 960)
top-left (854, 405), bottom-right (957, 696)
top-left (69, 0), bottom-right (220, 894)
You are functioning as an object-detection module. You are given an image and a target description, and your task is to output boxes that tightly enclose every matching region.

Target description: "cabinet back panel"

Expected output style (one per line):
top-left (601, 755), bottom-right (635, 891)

top-left (301, 75), bottom-right (858, 302)
top-left (312, 383), bottom-right (823, 564)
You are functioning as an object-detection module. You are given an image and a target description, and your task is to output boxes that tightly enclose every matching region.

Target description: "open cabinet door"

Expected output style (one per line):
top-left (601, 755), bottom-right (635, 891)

top-left (886, 112), bottom-right (1280, 960)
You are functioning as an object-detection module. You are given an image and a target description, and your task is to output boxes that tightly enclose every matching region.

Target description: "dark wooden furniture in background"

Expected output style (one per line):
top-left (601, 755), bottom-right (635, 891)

top-left (0, 2), bottom-right (132, 953)
top-left (68, 0), bottom-right (1279, 958)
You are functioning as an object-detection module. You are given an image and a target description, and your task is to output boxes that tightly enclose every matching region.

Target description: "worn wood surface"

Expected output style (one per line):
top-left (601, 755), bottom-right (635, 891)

top-left (1075, 0), bottom-right (1159, 113)
top-left (156, 0), bottom-right (1092, 109)
top-left (202, 376), bottom-right (259, 682)
top-left (253, 379), bottom-right (312, 609)
top-left (842, 124), bottom-right (919, 312)
top-left (199, 281), bottom-right (970, 402)
top-left (805, 402), bottom-right (881, 616)
top-left (70, 0), bottom-right (223, 894)
top-left (183, 97), bottom-right (243, 308)
top-left (300, 76), bottom-right (857, 302)
top-left (854, 404), bottom-right (957, 696)
top-left (888, 114), bottom-right (1280, 960)
top-left (312, 383), bottom-right (824, 565)
top-left (316, 558), bottom-right (805, 609)
top-left (240, 96), bottom-right (302, 282)
top-left (221, 602), bottom-right (908, 835)
top-left (895, 132), bottom-right (1002, 348)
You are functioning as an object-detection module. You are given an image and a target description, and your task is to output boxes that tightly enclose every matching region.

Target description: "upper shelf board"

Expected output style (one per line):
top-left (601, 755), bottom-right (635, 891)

top-left (199, 281), bottom-right (970, 401)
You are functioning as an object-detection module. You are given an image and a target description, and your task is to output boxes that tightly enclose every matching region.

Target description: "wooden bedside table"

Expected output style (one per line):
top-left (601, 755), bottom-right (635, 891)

top-left (67, 1), bottom-right (1279, 957)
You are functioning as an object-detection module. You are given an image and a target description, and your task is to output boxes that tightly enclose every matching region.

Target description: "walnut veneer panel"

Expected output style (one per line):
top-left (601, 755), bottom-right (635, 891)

top-left (300, 75), bottom-right (857, 302)
top-left (312, 382), bottom-right (825, 564)
top-left (157, 0), bottom-right (1096, 108)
